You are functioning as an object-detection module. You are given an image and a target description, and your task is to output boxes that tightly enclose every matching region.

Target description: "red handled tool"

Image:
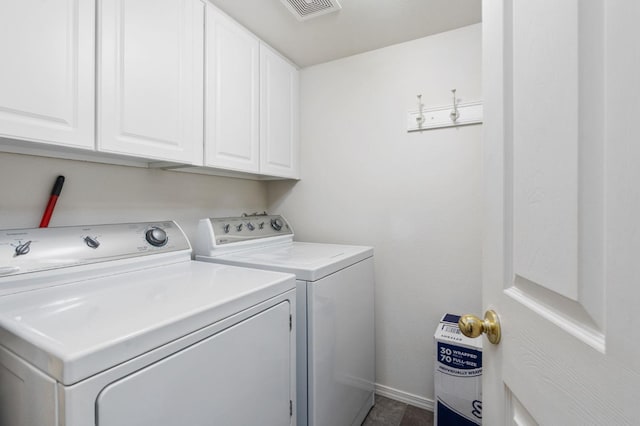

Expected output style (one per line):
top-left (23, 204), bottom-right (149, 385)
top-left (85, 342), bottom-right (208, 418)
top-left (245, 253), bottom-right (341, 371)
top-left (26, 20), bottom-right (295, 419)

top-left (39, 175), bottom-right (65, 228)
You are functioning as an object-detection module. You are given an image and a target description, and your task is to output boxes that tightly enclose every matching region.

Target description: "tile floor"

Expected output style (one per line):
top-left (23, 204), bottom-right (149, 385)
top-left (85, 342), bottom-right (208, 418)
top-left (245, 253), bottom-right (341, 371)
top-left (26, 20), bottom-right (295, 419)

top-left (362, 395), bottom-right (434, 426)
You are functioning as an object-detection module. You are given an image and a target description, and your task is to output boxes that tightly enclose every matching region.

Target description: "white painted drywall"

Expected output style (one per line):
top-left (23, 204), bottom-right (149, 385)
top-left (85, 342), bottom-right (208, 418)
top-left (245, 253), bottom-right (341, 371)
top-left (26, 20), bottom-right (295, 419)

top-left (0, 153), bottom-right (267, 243)
top-left (267, 24), bottom-right (482, 404)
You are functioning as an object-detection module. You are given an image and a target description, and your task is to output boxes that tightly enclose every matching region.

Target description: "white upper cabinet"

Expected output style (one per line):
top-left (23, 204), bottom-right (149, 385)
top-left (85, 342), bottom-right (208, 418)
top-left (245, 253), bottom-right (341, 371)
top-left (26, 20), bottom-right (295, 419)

top-left (0, 0), bottom-right (95, 149)
top-left (204, 7), bottom-right (260, 173)
top-left (260, 44), bottom-right (300, 179)
top-left (0, 1), bottom-right (298, 179)
top-left (98, 0), bottom-right (204, 165)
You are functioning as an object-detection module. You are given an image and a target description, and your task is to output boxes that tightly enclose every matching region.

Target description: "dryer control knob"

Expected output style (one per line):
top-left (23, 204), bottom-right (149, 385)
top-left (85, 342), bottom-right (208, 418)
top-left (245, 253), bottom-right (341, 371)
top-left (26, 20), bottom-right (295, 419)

top-left (145, 227), bottom-right (168, 247)
top-left (271, 218), bottom-right (283, 231)
top-left (236, 224), bottom-right (243, 232)
top-left (258, 221), bottom-right (265, 230)
top-left (247, 222), bottom-right (255, 231)
top-left (223, 224), bottom-right (230, 234)
top-left (84, 236), bottom-right (100, 249)
top-left (14, 240), bottom-right (32, 256)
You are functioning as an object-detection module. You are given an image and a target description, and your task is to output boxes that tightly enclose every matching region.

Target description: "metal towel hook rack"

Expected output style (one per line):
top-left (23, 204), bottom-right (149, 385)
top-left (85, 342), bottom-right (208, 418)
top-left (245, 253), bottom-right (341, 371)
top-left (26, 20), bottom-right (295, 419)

top-left (449, 89), bottom-right (460, 122)
top-left (407, 89), bottom-right (482, 132)
top-left (416, 94), bottom-right (425, 128)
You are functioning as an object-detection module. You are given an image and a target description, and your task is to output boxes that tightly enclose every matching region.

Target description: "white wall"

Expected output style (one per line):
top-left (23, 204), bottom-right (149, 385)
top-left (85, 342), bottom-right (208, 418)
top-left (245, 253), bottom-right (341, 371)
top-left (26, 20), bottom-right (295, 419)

top-left (0, 153), bottom-right (267, 243)
top-left (267, 24), bottom-right (482, 405)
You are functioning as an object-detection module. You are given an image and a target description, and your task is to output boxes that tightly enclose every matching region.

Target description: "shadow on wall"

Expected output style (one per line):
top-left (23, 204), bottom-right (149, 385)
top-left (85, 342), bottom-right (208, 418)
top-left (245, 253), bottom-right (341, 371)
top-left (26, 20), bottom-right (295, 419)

top-left (266, 180), bottom-right (298, 213)
top-left (0, 152), bottom-right (270, 243)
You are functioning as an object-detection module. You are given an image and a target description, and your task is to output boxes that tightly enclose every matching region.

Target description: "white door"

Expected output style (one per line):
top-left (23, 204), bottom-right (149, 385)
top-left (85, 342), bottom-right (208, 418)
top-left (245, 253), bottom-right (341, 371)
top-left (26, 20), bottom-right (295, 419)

top-left (482, 1), bottom-right (640, 424)
top-left (0, 0), bottom-right (94, 149)
top-left (205, 6), bottom-right (260, 173)
top-left (98, 0), bottom-right (204, 164)
top-left (260, 44), bottom-right (300, 179)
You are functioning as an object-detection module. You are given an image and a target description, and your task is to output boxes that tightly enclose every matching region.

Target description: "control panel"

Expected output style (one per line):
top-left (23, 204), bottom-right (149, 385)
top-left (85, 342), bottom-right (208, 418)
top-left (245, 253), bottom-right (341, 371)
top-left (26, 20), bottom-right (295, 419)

top-left (0, 221), bottom-right (190, 277)
top-left (209, 215), bottom-right (292, 246)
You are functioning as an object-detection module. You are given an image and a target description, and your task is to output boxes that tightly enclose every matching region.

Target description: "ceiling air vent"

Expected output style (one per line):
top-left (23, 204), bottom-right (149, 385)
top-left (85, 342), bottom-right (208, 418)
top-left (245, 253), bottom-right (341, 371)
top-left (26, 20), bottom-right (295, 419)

top-left (279, 0), bottom-right (342, 21)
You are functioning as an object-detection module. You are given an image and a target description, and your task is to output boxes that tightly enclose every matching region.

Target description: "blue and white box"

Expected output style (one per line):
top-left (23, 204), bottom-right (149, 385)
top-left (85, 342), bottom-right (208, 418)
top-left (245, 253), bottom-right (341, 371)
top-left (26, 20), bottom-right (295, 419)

top-left (434, 313), bottom-right (482, 425)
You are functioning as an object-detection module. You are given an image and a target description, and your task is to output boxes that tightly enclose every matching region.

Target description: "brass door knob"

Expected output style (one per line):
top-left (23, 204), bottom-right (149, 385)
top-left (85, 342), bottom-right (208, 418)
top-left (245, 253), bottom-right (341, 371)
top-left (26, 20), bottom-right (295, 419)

top-left (458, 310), bottom-right (501, 344)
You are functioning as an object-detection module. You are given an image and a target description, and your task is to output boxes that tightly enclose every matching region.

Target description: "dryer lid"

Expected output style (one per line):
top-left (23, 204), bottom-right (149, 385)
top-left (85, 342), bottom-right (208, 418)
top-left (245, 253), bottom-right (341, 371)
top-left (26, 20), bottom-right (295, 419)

top-left (198, 241), bottom-right (373, 281)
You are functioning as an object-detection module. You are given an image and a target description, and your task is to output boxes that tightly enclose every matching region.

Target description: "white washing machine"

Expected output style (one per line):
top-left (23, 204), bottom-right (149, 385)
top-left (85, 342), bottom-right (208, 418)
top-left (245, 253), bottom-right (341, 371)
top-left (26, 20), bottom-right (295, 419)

top-left (0, 221), bottom-right (297, 426)
top-left (194, 215), bottom-right (375, 426)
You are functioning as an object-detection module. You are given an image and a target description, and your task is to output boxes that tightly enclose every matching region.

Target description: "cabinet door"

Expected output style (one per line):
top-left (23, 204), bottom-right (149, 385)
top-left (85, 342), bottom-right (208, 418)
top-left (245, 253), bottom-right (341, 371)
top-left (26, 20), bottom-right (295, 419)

top-left (0, 0), bottom-right (94, 149)
top-left (98, 0), bottom-right (204, 164)
top-left (205, 7), bottom-right (260, 173)
top-left (260, 44), bottom-right (300, 179)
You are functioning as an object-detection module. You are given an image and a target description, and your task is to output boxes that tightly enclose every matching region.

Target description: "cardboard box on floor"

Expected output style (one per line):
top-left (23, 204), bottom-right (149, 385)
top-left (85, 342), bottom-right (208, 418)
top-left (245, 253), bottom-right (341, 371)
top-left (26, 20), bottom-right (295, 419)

top-left (434, 313), bottom-right (482, 425)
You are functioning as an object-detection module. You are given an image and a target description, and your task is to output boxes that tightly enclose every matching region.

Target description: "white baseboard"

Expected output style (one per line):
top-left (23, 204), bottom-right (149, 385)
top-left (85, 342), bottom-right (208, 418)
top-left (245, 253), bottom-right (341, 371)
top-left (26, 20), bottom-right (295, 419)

top-left (374, 383), bottom-right (434, 412)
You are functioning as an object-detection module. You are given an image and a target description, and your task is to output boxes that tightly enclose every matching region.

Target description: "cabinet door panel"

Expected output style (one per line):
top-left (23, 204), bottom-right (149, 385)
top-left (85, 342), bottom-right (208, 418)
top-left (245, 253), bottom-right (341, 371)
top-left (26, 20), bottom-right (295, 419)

top-left (99, 0), bottom-right (204, 164)
top-left (0, 0), bottom-right (94, 149)
top-left (260, 44), bottom-right (299, 179)
top-left (205, 7), bottom-right (259, 173)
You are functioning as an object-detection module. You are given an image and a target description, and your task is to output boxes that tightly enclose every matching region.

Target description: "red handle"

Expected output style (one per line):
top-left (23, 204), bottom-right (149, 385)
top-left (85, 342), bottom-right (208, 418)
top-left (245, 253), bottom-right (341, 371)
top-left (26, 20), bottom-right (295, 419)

top-left (39, 176), bottom-right (65, 228)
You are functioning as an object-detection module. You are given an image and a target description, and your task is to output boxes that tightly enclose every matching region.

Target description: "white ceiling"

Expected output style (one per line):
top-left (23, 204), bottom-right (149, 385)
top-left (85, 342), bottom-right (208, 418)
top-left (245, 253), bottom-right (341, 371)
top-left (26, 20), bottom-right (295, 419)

top-left (207, 0), bottom-right (482, 68)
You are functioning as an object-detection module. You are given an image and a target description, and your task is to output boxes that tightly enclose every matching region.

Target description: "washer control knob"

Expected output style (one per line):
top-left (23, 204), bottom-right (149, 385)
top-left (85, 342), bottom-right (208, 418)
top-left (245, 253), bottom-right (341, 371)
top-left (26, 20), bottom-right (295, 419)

top-left (247, 222), bottom-right (255, 231)
top-left (236, 224), bottom-right (243, 232)
top-left (145, 227), bottom-right (168, 247)
top-left (84, 236), bottom-right (100, 249)
top-left (270, 218), bottom-right (284, 231)
top-left (258, 221), bottom-right (265, 230)
top-left (223, 224), bottom-right (230, 234)
top-left (14, 241), bottom-right (32, 256)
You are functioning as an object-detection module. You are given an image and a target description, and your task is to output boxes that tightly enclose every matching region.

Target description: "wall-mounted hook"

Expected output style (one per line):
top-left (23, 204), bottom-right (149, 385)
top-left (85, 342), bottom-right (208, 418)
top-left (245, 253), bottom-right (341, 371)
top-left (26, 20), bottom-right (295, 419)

top-left (416, 94), bottom-right (425, 128)
top-left (407, 89), bottom-right (482, 132)
top-left (449, 89), bottom-right (460, 122)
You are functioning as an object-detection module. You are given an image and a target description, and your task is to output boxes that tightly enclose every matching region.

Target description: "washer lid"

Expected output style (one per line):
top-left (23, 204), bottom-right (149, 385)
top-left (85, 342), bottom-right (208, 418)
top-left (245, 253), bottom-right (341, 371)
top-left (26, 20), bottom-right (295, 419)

top-left (0, 262), bottom-right (295, 385)
top-left (197, 242), bottom-right (373, 281)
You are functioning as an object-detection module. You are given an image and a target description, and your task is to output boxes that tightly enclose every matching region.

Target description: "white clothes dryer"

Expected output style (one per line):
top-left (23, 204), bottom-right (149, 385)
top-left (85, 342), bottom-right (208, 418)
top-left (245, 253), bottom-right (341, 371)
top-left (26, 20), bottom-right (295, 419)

top-left (0, 221), bottom-right (296, 426)
top-left (194, 215), bottom-right (375, 426)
